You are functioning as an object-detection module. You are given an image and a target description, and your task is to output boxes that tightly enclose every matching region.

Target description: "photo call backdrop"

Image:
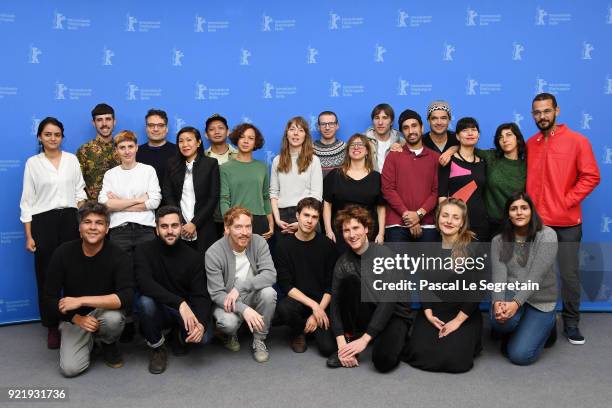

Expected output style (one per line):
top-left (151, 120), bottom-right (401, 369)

top-left (1, 0), bottom-right (611, 324)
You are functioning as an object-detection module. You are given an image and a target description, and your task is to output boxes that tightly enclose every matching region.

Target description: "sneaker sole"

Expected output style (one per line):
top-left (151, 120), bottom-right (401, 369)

top-left (567, 338), bottom-right (586, 345)
top-left (253, 354), bottom-right (269, 363)
top-left (104, 361), bottom-right (124, 369)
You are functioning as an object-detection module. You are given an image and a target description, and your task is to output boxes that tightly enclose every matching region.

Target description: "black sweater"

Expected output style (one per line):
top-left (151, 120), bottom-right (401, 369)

top-left (134, 238), bottom-right (212, 324)
top-left (274, 233), bottom-right (337, 300)
top-left (44, 240), bottom-right (134, 322)
top-left (330, 243), bottom-right (411, 338)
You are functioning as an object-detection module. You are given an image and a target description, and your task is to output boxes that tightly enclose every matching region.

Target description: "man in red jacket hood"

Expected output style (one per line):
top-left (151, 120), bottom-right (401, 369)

top-left (526, 93), bottom-right (600, 345)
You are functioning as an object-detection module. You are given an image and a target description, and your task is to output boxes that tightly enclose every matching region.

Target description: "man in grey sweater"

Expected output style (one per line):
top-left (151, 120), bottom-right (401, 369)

top-left (205, 206), bottom-right (277, 363)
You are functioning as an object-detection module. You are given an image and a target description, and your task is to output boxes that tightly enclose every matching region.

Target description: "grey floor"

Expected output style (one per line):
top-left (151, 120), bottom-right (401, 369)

top-left (1, 313), bottom-right (611, 408)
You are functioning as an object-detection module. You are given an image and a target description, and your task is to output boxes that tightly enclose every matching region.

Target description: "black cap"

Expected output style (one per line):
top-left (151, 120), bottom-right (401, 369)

top-left (205, 114), bottom-right (228, 130)
top-left (398, 109), bottom-right (422, 128)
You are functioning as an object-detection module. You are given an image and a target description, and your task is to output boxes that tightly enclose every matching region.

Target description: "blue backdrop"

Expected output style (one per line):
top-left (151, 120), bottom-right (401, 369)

top-left (1, 0), bottom-right (611, 324)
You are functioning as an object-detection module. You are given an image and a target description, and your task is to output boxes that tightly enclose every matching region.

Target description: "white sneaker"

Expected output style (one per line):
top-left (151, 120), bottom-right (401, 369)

top-left (252, 339), bottom-right (269, 363)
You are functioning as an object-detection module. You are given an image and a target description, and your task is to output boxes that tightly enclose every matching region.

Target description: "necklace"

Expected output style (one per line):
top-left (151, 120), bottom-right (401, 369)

top-left (457, 150), bottom-right (475, 163)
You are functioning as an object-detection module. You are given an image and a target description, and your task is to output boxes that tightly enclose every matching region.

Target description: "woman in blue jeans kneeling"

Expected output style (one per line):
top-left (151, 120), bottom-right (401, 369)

top-left (490, 192), bottom-right (558, 365)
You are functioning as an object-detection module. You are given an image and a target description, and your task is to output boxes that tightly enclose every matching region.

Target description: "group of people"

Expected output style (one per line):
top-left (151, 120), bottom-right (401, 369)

top-left (19, 93), bottom-right (600, 377)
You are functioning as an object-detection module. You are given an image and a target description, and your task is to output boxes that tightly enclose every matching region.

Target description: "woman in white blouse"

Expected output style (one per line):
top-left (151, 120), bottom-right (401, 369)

top-left (270, 116), bottom-right (322, 236)
top-left (20, 117), bottom-right (87, 349)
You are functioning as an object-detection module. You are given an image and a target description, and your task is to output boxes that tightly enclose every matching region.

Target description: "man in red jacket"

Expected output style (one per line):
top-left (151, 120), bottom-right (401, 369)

top-left (526, 93), bottom-right (600, 345)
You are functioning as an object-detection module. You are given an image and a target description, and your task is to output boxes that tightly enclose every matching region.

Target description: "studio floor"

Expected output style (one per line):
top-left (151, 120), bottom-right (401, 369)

top-left (1, 313), bottom-right (611, 408)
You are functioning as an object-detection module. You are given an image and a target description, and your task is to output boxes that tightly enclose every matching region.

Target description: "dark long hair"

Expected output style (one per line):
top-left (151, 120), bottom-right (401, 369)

top-left (37, 117), bottom-right (64, 152)
top-left (498, 192), bottom-right (543, 266)
top-left (493, 123), bottom-right (526, 160)
top-left (175, 126), bottom-right (204, 159)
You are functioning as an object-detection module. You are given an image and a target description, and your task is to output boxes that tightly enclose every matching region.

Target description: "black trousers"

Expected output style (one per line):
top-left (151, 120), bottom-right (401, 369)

top-left (31, 208), bottom-right (79, 327)
top-left (551, 224), bottom-right (583, 327)
top-left (335, 275), bottom-right (410, 373)
top-left (276, 296), bottom-right (336, 357)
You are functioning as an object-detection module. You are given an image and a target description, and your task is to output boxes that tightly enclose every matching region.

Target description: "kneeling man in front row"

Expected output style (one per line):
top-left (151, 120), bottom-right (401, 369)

top-left (205, 206), bottom-right (277, 363)
top-left (135, 206), bottom-right (213, 374)
top-left (44, 201), bottom-right (133, 377)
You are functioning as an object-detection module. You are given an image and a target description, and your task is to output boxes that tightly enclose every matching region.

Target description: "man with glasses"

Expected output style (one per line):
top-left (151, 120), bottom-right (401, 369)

top-left (137, 109), bottom-right (176, 186)
top-left (526, 92), bottom-right (600, 345)
top-left (77, 103), bottom-right (120, 200)
top-left (314, 111), bottom-right (345, 177)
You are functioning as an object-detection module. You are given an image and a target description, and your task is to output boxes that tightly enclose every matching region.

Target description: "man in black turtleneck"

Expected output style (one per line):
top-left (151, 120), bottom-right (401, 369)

top-left (134, 205), bottom-right (212, 374)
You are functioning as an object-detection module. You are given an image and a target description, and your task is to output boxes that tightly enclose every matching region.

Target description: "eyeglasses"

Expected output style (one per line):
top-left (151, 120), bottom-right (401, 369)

top-left (531, 109), bottom-right (555, 117)
top-left (146, 123), bottom-right (167, 129)
top-left (349, 142), bottom-right (365, 149)
top-left (318, 121), bottom-right (337, 128)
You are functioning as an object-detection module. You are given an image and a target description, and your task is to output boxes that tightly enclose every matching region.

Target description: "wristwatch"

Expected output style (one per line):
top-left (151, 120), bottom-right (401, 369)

top-left (416, 209), bottom-right (425, 219)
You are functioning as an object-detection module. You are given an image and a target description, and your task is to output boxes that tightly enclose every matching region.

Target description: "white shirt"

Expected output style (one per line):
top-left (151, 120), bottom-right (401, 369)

top-left (269, 154), bottom-right (323, 208)
top-left (98, 163), bottom-right (161, 228)
top-left (180, 160), bottom-right (197, 241)
top-left (377, 138), bottom-right (392, 171)
top-left (20, 152), bottom-right (87, 223)
top-left (233, 249), bottom-right (254, 284)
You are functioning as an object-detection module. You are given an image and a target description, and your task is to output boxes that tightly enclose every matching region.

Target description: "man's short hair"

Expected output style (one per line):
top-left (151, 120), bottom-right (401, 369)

top-left (296, 197), bottom-right (321, 215)
top-left (335, 205), bottom-right (373, 232)
top-left (155, 205), bottom-right (182, 225)
top-left (317, 111), bottom-right (338, 124)
top-left (370, 103), bottom-right (395, 122)
top-left (78, 200), bottom-right (110, 225)
top-left (205, 113), bottom-right (229, 131)
top-left (228, 123), bottom-right (265, 151)
top-left (532, 92), bottom-right (557, 108)
top-left (114, 130), bottom-right (138, 145)
top-left (91, 103), bottom-right (115, 120)
top-left (223, 206), bottom-right (253, 227)
top-left (145, 109), bottom-right (168, 125)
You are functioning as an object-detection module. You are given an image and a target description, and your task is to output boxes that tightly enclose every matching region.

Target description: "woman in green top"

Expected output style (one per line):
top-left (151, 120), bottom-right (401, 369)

top-left (440, 123), bottom-right (526, 240)
top-left (476, 123), bottom-right (526, 239)
top-left (220, 123), bottom-right (274, 240)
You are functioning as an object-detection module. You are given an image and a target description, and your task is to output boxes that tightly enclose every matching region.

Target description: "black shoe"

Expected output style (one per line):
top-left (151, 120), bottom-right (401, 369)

top-left (563, 326), bottom-right (585, 345)
top-left (119, 321), bottom-right (135, 343)
top-left (544, 319), bottom-right (557, 348)
top-left (101, 342), bottom-right (124, 368)
top-left (500, 334), bottom-right (510, 358)
top-left (326, 353), bottom-right (342, 368)
top-left (148, 346), bottom-right (168, 374)
top-left (168, 328), bottom-right (188, 356)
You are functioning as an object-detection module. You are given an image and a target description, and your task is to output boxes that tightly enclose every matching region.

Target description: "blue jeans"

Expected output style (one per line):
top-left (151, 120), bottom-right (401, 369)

top-left (385, 226), bottom-right (439, 243)
top-left (137, 295), bottom-right (213, 347)
top-left (489, 303), bottom-right (555, 366)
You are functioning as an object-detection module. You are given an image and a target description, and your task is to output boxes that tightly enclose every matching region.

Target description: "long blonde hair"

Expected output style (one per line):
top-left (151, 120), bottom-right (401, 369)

top-left (435, 198), bottom-right (476, 259)
top-left (277, 116), bottom-right (314, 174)
top-left (340, 133), bottom-right (374, 177)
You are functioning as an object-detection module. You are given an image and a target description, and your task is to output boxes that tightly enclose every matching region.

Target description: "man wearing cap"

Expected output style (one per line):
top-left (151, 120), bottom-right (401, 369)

top-left (77, 103), bottom-right (120, 200)
top-left (382, 109), bottom-right (440, 242)
top-left (204, 114), bottom-right (238, 237)
top-left (137, 109), bottom-right (176, 187)
top-left (422, 100), bottom-right (458, 155)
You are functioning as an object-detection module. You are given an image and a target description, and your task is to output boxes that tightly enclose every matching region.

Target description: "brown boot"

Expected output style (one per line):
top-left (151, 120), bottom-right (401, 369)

top-left (290, 334), bottom-right (307, 353)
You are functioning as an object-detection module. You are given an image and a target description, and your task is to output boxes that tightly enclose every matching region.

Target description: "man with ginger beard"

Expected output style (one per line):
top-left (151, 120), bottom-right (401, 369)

top-left (205, 206), bottom-right (277, 363)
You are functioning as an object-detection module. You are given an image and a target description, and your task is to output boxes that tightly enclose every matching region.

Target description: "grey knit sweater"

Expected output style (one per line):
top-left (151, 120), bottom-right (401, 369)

top-left (491, 226), bottom-right (558, 312)
top-left (205, 234), bottom-right (276, 314)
